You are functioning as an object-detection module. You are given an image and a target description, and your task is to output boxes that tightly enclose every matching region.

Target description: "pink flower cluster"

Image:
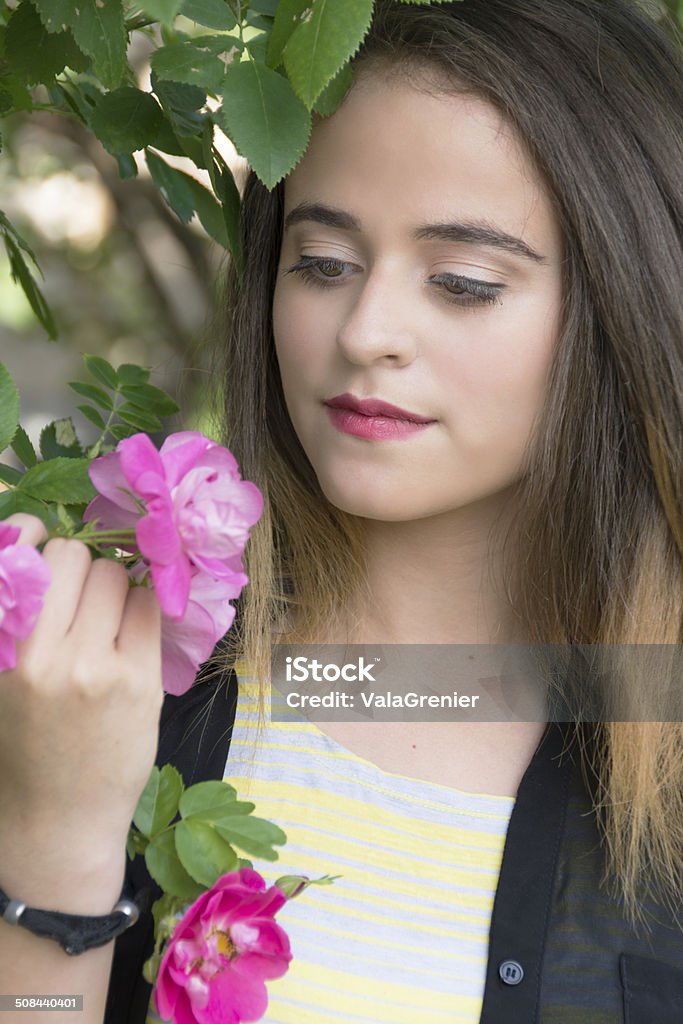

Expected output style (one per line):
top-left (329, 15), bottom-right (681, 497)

top-left (83, 431), bottom-right (263, 695)
top-left (0, 522), bottom-right (51, 671)
top-left (154, 867), bottom-right (292, 1024)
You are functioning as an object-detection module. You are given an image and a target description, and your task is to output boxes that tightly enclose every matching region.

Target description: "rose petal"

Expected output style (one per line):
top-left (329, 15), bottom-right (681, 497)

top-left (137, 507), bottom-right (182, 566)
top-left (159, 434), bottom-right (216, 490)
top-left (119, 433), bottom-right (164, 491)
top-left (86, 451), bottom-right (139, 514)
top-left (0, 523), bottom-right (21, 549)
top-left (150, 557), bottom-right (192, 620)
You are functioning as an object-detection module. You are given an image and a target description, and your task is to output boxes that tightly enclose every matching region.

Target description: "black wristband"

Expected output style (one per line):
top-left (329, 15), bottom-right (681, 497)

top-left (0, 884), bottom-right (141, 956)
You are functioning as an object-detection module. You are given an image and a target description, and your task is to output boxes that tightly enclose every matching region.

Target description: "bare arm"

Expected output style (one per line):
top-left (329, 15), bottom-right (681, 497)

top-left (0, 514), bottom-right (164, 1023)
top-left (0, 843), bottom-right (127, 1024)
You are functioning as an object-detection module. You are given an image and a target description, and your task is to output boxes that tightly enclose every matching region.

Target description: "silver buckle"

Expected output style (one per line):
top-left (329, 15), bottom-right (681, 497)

top-left (3, 899), bottom-right (27, 925)
top-left (112, 898), bottom-right (140, 928)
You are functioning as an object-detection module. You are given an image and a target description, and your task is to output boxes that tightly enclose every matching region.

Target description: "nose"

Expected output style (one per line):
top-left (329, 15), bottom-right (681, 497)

top-left (335, 263), bottom-right (418, 367)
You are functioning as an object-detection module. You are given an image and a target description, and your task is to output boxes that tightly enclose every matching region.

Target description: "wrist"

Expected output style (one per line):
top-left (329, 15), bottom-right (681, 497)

top-left (0, 839), bottom-right (128, 916)
top-left (0, 881), bottom-right (141, 957)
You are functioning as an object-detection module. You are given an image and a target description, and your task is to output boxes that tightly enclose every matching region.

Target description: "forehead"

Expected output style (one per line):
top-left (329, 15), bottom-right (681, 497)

top-left (284, 73), bottom-right (561, 258)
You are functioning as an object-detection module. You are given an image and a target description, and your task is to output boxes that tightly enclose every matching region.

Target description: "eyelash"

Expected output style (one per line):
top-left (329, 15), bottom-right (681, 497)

top-left (284, 255), bottom-right (503, 309)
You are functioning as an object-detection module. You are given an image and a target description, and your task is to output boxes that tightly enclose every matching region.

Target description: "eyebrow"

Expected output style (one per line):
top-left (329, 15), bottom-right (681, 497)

top-left (283, 201), bottom-right (547, 265)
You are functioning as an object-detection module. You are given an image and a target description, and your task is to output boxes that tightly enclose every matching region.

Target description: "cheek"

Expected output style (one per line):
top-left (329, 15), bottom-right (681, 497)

top-left (432, 297), bottom-right (559, 456)
top-left (272, 286), bottom-right (327, 381)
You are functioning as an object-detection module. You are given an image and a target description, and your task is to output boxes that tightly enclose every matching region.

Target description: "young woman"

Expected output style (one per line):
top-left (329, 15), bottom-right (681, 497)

top-left (1, 1), bottom-right (681, 1022)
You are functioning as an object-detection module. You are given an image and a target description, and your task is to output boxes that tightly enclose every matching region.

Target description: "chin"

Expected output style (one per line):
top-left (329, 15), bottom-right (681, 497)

top-left (317, 479), bottom-right (421, 522)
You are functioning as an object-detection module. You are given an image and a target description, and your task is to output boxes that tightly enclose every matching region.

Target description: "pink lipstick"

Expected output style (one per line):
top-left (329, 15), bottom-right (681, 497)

top-left (323, 393), bottom-right (436, 441)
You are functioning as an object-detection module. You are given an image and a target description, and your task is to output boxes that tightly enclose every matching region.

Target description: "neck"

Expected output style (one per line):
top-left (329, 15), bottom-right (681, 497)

top-left (335, 491), bottom-right (524, 646)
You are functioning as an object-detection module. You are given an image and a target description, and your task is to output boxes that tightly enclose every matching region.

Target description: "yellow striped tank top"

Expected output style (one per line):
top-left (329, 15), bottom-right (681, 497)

top-left (147, 665), bottom-right (515, 1024)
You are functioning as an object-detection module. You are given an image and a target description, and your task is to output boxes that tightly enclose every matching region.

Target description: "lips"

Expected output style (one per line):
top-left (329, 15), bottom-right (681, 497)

top-left (323, 393), bottom-right (434, 424)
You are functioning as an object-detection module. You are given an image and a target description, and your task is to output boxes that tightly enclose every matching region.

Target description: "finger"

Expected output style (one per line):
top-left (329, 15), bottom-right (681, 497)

top-left (66, 557), bottom-right (132, 645)
top-left (1, 513), bottom-right (48, 548)
top-left (117, 584), bottom-right (162, 666)
top-left (25, 538), bottom-right (93, 644)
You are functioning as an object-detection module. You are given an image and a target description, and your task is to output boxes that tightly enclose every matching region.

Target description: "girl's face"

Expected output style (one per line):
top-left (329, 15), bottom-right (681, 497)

top-left (272, 71), bottom-right (564, 522)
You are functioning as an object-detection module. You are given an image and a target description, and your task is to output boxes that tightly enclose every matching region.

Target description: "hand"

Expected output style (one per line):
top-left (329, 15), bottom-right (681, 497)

top-left (0, 513), bottom-right (164, 849)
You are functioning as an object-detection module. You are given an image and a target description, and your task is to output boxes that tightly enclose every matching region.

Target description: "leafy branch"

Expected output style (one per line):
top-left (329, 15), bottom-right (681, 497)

top-left (0, 0), bottom-right (378, 339)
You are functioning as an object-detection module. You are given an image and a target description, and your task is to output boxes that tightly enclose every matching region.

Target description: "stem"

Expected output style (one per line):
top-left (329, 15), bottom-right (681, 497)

top-left (87, 403), bottom-right (121, 458)
top-left (66, 528), bottom-right (138, 545)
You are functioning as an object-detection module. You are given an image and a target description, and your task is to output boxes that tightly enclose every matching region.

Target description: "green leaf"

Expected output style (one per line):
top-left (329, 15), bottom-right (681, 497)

top-left (68, 380), bottom-right (114, 411)
top-left (5, 1), bottom-right (88, 85)
top-left (126, 831), bottom-right (137, 861)
top-left (76, 404), bottom-right (107, 431)
top-left (245, 29), bottom-right (269, 63)
top-left (33, 0), bottom-right (127, 90)
top-left (90, 87), bottom-right (165, 156)
top-left (217, 60), bottom-right (311, 190)
top-left (0, 464), bottom-right (23, 486)
top-left (216, 163), bottom-right (243, 274)
top-left (138, 0), bottom-right (184, 26)
top-left (151, 36), bottom-right (236, 90)
top-left (39, 418), bottom-right (83, 460)
top-left (83, 353), bottom-right (118, 390)
top-left (179, 779), bottom-right (239, 819)
top-left (110, 423), bottom-right (138, 441)
top-left (152, 73), bottom-right (207, 112)
top-left (133, 764), bottom-right (184, 838)
top-left (145, 114), bottom-right (189, 158)
top-left (116, 363), bottom-right (150, 385)
top-left (116, 153), bottom-right (138, 180)
top-left (283, 0), bottom-right (373, 109)
top-left (245, 10), bottom-right (274, 32)
top-left (213, 814), bottom-right (287, 860)
top-left (11, 424), bottom-right (37, 468)
top-left (16, 457), bottom-right (96, 504)
top-left (55, 79), bottom-right (100, 124)
top-left (0, 73), bottom-right (34, 113)
top-left (266, 0), bottom-right (309, 70)
top-left (145, 149), bottom-right (196, 224)
top-left (0, 361), bottom-right (20, 455)
top-left (0, 223), bottom-right (57, 340)
top-left (168, 125), bottom-right (207, 165)
top-left (175, 818), bottom-right (238, 887)
top-left (116, 404), bottom-right (163, 433)
top-left (313, 61), bottom-right (353, 117)
top-left (52, 502), bottom-right (84, 533)
top-left (0, 490), bottom-right (48, 520)
top-left (119, 383), bottom-right (180, 416)
top-left (181, 0), bottom-right (238, 30)
top-left (145, 829), bottom-right (205, 900)
top-left (185, 175), bottom-right (230, 247)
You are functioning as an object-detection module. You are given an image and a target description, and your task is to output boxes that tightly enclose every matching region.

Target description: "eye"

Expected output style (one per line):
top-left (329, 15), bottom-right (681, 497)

top-left (428, 271), bottom-right (503, 307)
top-left (284, 255), bottom-right (504, 308)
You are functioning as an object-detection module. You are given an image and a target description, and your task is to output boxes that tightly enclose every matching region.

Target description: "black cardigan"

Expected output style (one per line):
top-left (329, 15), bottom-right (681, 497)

top-left (105, 665), bottom-right (683, 1024)
top-left (105, 659), bottom-right (238, 1023)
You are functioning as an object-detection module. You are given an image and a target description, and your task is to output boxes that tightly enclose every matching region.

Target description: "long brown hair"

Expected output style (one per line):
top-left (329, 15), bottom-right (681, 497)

top-left (206, 0), bottom-right (683, 928)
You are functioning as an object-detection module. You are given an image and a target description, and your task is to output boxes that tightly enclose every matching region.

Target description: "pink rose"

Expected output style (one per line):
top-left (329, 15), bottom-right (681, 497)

top-left (84, 432), bottom-right (262, 620)
top-left (0, 522), bottom-right (52, 671)
top-left (160, 568), bottom-right (247, 696)
top-left (154, 867), bottom-right (292, 1024)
